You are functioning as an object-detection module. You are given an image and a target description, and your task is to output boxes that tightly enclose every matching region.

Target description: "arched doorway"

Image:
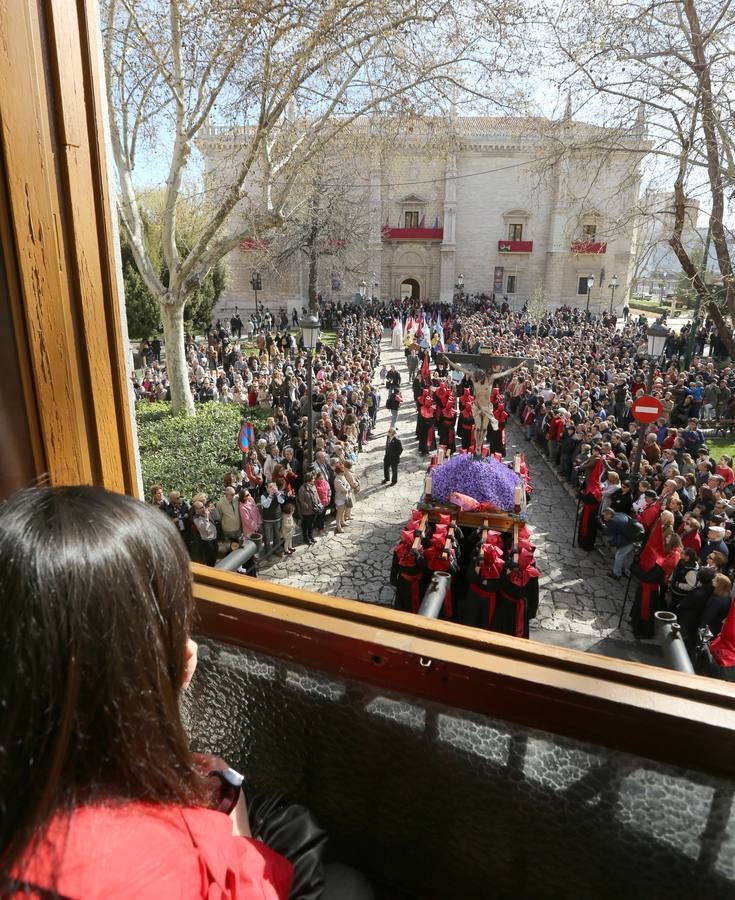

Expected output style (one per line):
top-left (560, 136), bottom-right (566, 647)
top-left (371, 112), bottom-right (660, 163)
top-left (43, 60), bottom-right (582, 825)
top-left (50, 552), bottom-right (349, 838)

top-left (400, 278), bottom-right (420, 300)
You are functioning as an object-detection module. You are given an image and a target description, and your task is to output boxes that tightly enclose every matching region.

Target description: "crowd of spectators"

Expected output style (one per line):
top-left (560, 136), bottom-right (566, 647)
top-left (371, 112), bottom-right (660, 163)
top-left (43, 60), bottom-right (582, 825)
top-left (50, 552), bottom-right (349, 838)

top-left (435, 296), bottom-right (735, 672)
top-left (137, 286), bottom-right (735, 671)
top-left (144, 306), bottom-right (383, 561)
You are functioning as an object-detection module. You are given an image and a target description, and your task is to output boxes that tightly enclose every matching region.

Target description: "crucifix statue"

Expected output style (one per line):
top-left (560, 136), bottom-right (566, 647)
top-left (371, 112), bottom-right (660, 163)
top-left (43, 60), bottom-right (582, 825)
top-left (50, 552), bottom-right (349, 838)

top-left (441, 349), bottom-right (535, 454)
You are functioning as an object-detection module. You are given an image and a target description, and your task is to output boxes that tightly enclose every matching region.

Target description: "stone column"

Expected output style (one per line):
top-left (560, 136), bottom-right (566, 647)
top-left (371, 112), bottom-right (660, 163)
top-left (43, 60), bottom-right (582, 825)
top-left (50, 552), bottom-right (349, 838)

top-left (368, 152), bottom-right (383, 301)
top-left (544, 120), bottom-right (572, 304)
top-left (439, 152), bottom-right (457, 304)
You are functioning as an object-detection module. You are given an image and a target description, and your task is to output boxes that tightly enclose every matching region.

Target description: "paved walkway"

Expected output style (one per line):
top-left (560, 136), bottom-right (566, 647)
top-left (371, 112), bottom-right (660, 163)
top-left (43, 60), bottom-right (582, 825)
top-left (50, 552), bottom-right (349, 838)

top-left (260, 333), bottom-right (659, 664)
top-left (258, 337), bottom-right (430, 604)
top-left (506, 421), bottom-right (648, 658)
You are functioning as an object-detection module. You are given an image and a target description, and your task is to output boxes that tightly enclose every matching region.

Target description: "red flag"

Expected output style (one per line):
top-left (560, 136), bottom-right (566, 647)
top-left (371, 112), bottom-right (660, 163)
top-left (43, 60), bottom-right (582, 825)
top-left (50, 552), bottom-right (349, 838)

top-left (639, 518), bottom-right (665, 572)
top-left (583, 459), bottom-right (604, 502)
top-left (421, 352), bottom-right (430, 382)
top-left (639, 500), bottom-right (661, 534)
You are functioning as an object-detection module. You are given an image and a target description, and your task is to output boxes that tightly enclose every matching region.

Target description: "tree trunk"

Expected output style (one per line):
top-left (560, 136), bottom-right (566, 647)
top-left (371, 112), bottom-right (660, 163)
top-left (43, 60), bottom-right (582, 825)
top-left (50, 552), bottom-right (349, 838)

top-left (308, 222), bottom-right (319, 314)
top-left (708, 301), bottom-right (735, 359)
top-left (160, 302), bottom-right (195, 416)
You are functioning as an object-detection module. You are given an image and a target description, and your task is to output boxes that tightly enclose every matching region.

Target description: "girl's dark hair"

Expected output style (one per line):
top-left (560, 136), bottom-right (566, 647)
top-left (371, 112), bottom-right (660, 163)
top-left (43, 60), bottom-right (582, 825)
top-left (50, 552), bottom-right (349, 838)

top-left (0, 486), bottom-right (203, 879)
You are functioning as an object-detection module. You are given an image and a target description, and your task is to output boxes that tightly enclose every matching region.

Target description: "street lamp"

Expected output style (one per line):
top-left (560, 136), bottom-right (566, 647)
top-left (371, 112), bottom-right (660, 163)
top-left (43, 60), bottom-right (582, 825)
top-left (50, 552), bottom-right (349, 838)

top-left (659, 273), bottom-right (668, 302)
top-left (358, 279), bottom-right (367, 301)
top-left (300, 313), bottom-right (321, 470)
top-left (630, 321), bottom-right (671, 478)
top-left (586, 275), bottom-right (594, 312)
top-left (646, 320), bottom-right (670, 359)
top-left (250, 271), bottom-right (262, 316)
top-left (455, 272), bottom-right (464, 294)
top-left (608, 274), bottom-right (619, 313)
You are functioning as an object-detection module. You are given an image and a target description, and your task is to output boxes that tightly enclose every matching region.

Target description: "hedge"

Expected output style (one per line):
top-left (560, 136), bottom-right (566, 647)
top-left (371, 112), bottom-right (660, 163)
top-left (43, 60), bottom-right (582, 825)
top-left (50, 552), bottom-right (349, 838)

top-left (136, 402), bottom-right (270, 501)
top-left (629, 299), bottom-right (669, 316)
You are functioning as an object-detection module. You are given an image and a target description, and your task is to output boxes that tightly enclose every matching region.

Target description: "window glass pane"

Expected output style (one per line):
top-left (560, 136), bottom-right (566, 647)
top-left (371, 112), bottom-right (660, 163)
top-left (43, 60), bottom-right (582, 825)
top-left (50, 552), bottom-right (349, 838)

top-left (91, 0), bottom-right (699, 678)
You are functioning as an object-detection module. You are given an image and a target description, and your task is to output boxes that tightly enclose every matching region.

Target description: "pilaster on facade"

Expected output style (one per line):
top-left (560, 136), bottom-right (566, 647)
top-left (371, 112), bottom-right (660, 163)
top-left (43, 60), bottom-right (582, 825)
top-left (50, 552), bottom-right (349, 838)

top-left (439, 246), bottom-right (457, 304)
top-left (368, 155), bottom-right (383, 299)
top-left (439, 152), bottom-right (457, 303)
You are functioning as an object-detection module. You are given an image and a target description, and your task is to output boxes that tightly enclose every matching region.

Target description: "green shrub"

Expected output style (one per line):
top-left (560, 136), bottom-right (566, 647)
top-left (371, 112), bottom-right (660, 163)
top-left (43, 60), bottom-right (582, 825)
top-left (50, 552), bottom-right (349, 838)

top-left (136, 402), bottom-right (270, 500)
top-left (629, 298), bottom-right (668, 316)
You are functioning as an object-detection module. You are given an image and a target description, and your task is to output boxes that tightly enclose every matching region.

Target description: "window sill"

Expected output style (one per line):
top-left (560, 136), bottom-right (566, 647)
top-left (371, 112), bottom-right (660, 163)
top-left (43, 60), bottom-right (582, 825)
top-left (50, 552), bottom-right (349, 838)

top-left (192, 564), bottom-right (735, 778)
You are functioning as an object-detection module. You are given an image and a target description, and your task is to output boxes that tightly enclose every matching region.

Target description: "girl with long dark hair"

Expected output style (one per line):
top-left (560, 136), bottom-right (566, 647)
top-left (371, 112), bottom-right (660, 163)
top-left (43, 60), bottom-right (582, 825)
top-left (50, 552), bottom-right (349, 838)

top-left (0, 485), bottom-right (291, 898)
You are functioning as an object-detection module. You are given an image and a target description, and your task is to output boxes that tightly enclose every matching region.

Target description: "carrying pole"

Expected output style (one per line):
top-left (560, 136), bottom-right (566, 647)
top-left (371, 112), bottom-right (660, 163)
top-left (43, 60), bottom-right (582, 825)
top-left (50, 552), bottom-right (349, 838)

top-left (418, 572), bottom-right (452, 619)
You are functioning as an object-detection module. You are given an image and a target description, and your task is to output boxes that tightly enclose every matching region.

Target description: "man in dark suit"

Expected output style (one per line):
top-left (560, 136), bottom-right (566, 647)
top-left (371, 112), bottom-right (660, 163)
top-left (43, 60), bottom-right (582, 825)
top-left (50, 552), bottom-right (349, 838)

top-left (383, 428), bottom-right (403, 486)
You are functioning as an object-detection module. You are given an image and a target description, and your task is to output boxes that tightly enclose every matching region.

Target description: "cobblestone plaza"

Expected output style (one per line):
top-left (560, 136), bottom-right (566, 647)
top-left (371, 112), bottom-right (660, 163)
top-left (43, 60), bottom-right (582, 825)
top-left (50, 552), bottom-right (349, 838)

top-left (259, 334), bottom-right (663, 665)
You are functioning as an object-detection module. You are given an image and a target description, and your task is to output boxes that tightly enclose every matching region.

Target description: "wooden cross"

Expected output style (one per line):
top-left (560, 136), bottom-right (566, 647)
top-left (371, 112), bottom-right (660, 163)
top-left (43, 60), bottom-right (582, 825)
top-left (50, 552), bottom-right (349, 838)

top-left (442, 348), bottom-right (536, 374)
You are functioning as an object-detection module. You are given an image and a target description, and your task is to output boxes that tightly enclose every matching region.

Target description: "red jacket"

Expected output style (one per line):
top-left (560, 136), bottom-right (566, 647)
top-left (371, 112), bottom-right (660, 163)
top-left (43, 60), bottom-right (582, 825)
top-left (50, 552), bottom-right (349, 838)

top-left (716, 464), bottom-right (735, 487)
top-left (548, 416), bottom-right (565, 441)
top-left (13, 802), bottom-right (292, 899)
top-left (637, 501), bottom-right (662, 533)
top-left (680, 528), bottom-right (702, 553)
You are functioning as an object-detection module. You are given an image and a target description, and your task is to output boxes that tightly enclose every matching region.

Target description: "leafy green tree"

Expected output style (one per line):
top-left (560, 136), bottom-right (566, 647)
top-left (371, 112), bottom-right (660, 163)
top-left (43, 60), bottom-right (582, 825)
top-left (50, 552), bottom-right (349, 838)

top-left (121, 222), bottom-right (226, 340)
top-left (121, 234), bottom-right (161, 339)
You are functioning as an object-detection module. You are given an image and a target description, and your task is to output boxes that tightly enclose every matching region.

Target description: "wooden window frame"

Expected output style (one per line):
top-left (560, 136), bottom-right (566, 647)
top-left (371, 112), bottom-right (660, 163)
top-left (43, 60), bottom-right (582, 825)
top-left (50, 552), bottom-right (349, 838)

top-left (3, 0), bottom-right (735, 780)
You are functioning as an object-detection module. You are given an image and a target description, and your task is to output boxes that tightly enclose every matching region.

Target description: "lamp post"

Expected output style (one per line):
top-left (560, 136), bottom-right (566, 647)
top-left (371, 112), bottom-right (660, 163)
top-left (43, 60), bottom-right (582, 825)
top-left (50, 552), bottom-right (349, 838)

top-left (608, 274), bottom-right (619, 313)
top-left (358, 279), bottom-right (367, 302)
top-left (250, 270), bottom-right (262, 315)
top-left (586, 274), bottom-right (594, 313)
top-left (659, 273), bottom-right (667, 303)
top-left (630, 321), bottom-right (671, 479)
top-left (300, 313), bottom-right (320, 470)
top-left (455, 272), bottom-right (464, 296)
top-left (371, 271), bottom-right (378, 302)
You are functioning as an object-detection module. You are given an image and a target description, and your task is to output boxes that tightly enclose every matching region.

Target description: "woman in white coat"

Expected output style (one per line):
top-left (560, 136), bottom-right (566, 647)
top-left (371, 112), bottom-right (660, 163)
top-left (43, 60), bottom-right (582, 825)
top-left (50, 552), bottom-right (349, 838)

top-left (390, 315), bottom-right (403, 350)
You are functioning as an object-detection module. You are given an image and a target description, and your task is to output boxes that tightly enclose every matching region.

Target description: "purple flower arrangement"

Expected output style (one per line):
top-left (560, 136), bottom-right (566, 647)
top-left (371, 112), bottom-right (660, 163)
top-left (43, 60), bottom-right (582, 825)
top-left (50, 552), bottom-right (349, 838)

top-left (431, 454), bottom-right (522, 511)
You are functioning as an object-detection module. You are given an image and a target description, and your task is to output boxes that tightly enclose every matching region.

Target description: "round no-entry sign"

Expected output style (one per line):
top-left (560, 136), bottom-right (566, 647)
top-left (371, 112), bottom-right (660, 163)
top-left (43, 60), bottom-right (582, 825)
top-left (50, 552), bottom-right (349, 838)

top-left (238, 421), bottom-right (255, 452)
top-left (631, 395), bottom-right (663, 424)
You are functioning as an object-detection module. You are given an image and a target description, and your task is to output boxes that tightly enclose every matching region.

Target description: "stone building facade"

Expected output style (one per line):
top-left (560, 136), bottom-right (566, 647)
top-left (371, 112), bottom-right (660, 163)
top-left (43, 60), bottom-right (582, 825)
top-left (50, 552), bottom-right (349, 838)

top-left (198, 112), bottom-right (645, 318)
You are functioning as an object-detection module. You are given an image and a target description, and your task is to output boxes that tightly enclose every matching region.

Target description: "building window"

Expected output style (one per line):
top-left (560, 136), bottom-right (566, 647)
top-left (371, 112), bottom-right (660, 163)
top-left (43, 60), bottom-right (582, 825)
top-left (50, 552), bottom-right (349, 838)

top-left (583, 222), bottom-right (597, 240)
top-left (506, 275), bottom-right (517, 293)
top-left (578, 276), bottom-right (590, 295)
top-left (405, 211), bottom-right (419, 229)
top-left (508, 223), bottom-right (523, 241)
